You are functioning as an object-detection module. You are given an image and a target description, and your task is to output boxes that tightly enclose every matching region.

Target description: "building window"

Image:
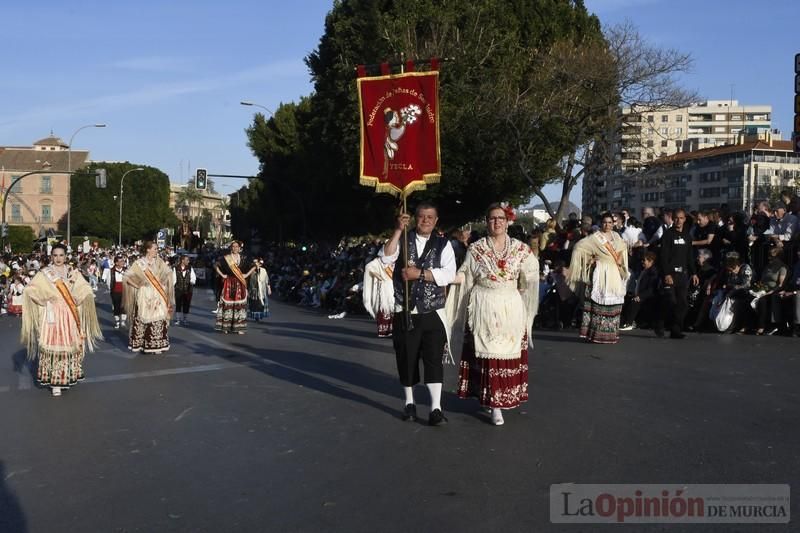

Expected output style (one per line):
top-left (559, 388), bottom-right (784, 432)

top-left (647, 115), bottom-right (654, 123)
top-left (9, 176), bottom-right (22, 194)
top-left (647, 154), bottom-right (654, 160)
top-left (41, 205), bottom-right (52, 223)
top-left (674, 127), bottom-right (683, 135)
top-left (40, 175), bottom-right (52, 194)
top-left (11, 204), bottom-right (22, 223)
top-left (660, 127), bottom-right (668, 135)
top-left (661, 140), bottom-right (668, 147)
top-left (661, 115), bottom-right (669, 122)
top-left (647, 140), bottom-right (654, 147)
top-left (676, 115), bottom-right (683, 122)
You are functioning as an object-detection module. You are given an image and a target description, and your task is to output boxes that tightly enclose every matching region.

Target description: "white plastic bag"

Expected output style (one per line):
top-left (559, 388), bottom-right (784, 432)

top-left (709, 291), bottom-right (734, 332)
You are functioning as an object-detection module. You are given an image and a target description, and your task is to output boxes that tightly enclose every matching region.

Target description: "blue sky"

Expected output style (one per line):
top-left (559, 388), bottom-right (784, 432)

top-left (2, 0), bottom-right (798, 203)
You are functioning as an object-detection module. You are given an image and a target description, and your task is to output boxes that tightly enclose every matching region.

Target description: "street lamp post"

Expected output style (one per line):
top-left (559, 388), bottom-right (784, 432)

top-left (67, 123), bottom-right (106, 249)
top-left (240, 101), bottom-right (274, 117)
top-left (119, 168), bottom-right (145, 247)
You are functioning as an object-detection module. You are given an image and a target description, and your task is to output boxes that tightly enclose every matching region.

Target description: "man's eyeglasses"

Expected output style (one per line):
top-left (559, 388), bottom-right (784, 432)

top-left (488, 216), bottom-right (507, 222)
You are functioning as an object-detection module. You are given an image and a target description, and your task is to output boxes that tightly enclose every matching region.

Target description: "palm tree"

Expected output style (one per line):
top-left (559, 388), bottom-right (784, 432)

top-left (175, 184), bottom-right (203, 229)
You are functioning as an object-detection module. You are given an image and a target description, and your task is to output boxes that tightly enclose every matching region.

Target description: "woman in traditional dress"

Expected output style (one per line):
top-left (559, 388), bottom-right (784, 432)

top-left (567, 212), bottom-right (629, 344)
top-left (447, 203), bottom-right (539, 426)
top-left (215, 241), bottom-right (255, 334)
top-left (248, 258), bottom-right (271, 322)
top-left (124, 241), bottom-right (174, 354)
top-left (7, 275), bottom-right (26, 315)
top-left (20, 243), bottom-right (102, 396)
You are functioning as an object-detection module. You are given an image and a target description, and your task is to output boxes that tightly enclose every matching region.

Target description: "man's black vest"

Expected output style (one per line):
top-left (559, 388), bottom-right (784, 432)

top-left (175, 267), bottom-right (192, 293)
top-left (392, 232), bottom-right (448, 313)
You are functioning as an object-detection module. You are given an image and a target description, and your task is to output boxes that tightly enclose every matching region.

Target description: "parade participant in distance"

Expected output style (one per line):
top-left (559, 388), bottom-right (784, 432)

top-left (20, 243), bottom-right (102, 397)
top-left (447, 203), bottom-right (539, 426)
top-left (379, 204), bottom-right (456, 426)
top-left (568, 212), bottom-right (630, 344)
top-left (248, 258), bottom-right (271, 322)
top-left (104, 255), bottom-right (128, 329)
top-left (124, 241), bottom-right (174, 354)
top-left (214, 241), bottom-right (255, 334)
top-left (172, 254), bottom-right (196, 326)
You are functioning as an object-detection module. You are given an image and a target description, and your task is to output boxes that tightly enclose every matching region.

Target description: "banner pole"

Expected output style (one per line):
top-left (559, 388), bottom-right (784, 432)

top-left (402, 191), bottom-right (412, 331)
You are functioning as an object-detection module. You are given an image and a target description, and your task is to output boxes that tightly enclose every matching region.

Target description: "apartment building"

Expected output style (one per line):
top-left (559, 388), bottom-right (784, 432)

top-left (582, 100), bottom-right (776, 215)
top-left (620, 100), bottom-right (773, 172)
top-left (588, 133), bottom-right (799, 217)
top-left (0, 135), bottom-right (89, 234)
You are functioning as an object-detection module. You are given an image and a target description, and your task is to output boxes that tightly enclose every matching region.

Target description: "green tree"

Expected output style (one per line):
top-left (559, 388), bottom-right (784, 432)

top-left (71, 163), bottom-right (178, 244)
top-left (242, 0), bottom-right (607, 237)
top-left (8, 225), bottom-right (36, 254)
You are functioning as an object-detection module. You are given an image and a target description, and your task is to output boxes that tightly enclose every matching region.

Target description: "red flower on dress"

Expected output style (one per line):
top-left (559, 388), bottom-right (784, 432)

top-left (497, 259), bottom-right (507, 270)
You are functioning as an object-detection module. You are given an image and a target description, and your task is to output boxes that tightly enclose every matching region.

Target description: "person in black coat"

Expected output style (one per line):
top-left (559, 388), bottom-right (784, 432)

top-left (620, 251), bottom-right (660, 329)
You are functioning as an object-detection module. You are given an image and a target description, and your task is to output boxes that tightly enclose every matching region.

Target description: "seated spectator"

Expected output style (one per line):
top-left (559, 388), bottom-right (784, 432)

top-left (752, 244), bottom-right (787, 335)
top-left (719, 253), bottom-right (754, 333)
top-left (620, 252), bottom-right (660, 330)
top-left (773, 247), bottom-right (800, 336)
top-left (687, 249), bottom-right (720, 331)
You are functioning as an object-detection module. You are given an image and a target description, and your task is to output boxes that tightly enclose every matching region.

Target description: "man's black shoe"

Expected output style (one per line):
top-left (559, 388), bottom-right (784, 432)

top-left (428, 409), bottom-right (448, 426)
top-left (401, 404), bottom-right (417, 422)
top-left (670, 332), bottom-right (686, 339)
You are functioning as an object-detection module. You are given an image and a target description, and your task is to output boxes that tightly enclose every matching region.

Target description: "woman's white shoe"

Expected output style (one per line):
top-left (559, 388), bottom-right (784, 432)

top-left (51, 387), bottom-right (62, 397)
top-left (491, 408), bottom-right (504, 426)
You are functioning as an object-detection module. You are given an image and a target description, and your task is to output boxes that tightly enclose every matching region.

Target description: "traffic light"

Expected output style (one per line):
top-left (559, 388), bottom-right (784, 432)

top-left (95, 168), bottom-right (107, 188)
top-left (195, 168), bottom-right (207, 190)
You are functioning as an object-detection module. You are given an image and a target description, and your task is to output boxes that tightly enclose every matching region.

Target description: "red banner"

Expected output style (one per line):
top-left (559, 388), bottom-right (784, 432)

top-left (357, 71), bottom-right (440, 196)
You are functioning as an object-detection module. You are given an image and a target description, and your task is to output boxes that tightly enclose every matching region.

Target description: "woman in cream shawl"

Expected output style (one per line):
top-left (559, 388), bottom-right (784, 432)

top-left (567, 212), bottom-right (629, 344)
top-left (124, 241), bottom-right (174, 354)
top-left (21, 243), bottom-right (102, 396)
top-left (447, 204), bottom-right (539, 426)
top-left (362, 257), bottom-right (395, 338)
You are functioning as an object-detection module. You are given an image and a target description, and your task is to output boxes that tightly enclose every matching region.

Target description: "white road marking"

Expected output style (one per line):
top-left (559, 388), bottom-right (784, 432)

top-left (174, 406), bottom-right (194, 422)
top-left (82, 363), bottom-right (240, 384)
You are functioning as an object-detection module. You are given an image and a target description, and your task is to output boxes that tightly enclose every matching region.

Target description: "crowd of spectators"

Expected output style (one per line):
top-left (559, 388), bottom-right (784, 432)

top-left (3, 188), bottom-right (799, 339)
top-left (533, 189), bottom-right (800, 337)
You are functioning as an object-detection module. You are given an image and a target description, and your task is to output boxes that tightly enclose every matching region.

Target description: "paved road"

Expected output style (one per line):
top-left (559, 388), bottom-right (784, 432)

top-left (1, 285), bottom-right (798, 532)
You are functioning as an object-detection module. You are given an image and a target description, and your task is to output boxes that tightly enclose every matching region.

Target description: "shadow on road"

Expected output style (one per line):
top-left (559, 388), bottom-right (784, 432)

top-left (268, 320), bottom-right (378, 339)
top-left (228, 343), bottom-right (402, 418)
top-left (11, 349), bottom-right (35, 380)
top-left (0, 461), bottom-right (27, 533)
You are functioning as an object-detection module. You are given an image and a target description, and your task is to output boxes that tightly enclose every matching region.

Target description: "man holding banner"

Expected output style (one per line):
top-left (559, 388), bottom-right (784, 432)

top-left (379, 205), bottom-right (455, 426)
top-left (357, 60), bottom-right (447, 423)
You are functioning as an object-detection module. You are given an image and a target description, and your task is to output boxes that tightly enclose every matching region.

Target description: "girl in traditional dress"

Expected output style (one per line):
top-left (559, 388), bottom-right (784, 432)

top-left (567, 212), bottom-right (629, 344)
top-left (447, 203), bottom-right (540, 426)
top-left (7, 275), bottom-right (25, 315)
top-left (215, 241), bottom-right (255, 334)
top-left (20, 244), bottom-right (102, 397)
top-left (124, 241), bottom-right (174, 354)
top-left (248, 258), bottom-right (271, 321)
